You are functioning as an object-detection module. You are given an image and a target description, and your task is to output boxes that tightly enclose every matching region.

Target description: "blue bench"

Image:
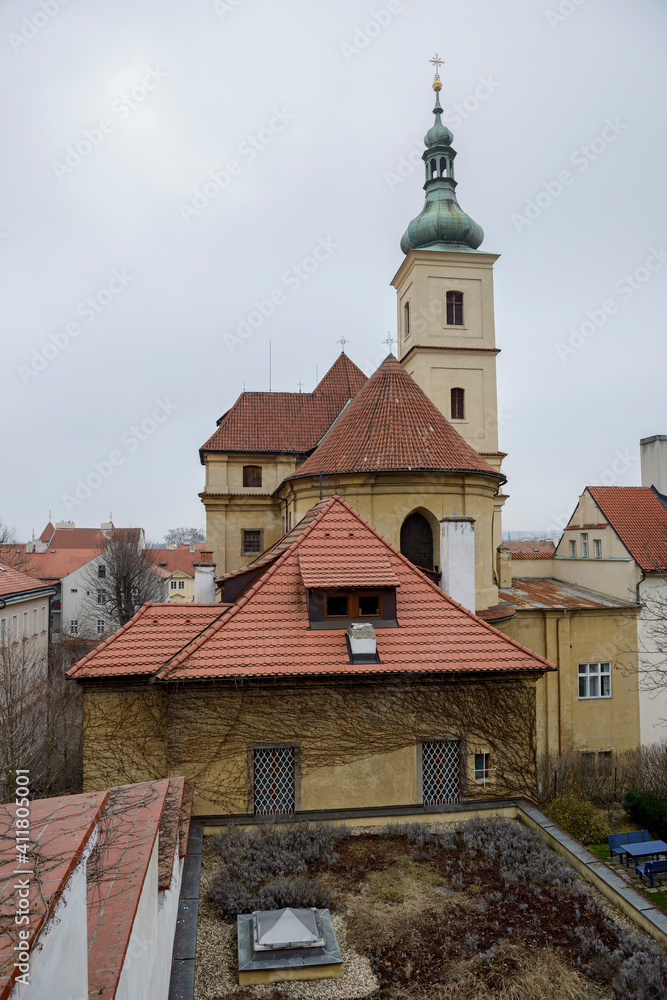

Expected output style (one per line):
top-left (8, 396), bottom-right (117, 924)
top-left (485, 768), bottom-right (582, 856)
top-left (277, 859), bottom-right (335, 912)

top-left (607, 829), bottom-right (650, 863)
top-left (636, 858), bottom-right (667, 888)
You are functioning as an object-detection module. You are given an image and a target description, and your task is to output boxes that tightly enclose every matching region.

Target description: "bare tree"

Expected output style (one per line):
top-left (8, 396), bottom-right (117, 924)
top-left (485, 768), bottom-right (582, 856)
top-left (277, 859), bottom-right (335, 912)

top-left (0, 518), bottom-right (31, 571)
top-left (164, 527), bottom-right (205, 546)
top-left (79, 528), bottom-right (163, 634)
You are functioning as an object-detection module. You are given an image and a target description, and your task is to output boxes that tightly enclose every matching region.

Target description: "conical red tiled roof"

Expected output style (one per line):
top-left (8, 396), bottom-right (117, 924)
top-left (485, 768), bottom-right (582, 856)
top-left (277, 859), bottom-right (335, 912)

top-left (286, 355), bottom-right (502, 481)
top-left (200, 353), bottom-right (367, 455)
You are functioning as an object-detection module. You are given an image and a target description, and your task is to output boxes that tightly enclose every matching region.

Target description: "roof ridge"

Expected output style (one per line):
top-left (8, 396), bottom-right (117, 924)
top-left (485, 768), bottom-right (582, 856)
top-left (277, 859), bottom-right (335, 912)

top-left (67, 603), bottom-right (152, 676)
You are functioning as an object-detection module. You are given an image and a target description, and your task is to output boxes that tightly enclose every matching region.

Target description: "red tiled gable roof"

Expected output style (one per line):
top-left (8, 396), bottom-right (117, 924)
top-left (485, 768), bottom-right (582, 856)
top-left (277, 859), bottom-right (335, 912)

top-left (39, 521), bottom-right (54, 543)
top-left (506, 541), bottom-right (556, 559)
top-left (499, 578), bottom-right (638, 611)
top-left (71, 497), bottom-right (554, 683)
top-left (86, 780), bottom-right (171, 999)
top-left (286, 356), bottom-right (502, 481)
top-left (298, 548), bottom-right (399, 588)
top-left (0, 560), bottom-right (53, 598)
top-left (26, 547), bottom-right (101, 581)
top-left (0, 791), bottom-right (108, 1000)
top-left (147, 544), bottom-right (207, 577)
top-left (587, 487), bottom-right (667, 572)
top-left (200, 353), bottom-right (367, 456)
top-left (68, 603), bottom-right (232, 678)
top-left (46, 526), bottom-right (141, 549)
top-left (562, 523), bottom-right (608, 531)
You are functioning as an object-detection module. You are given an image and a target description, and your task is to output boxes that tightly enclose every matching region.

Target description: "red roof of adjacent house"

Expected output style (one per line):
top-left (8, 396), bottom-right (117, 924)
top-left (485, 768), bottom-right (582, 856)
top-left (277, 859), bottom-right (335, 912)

top-left (25, 548), bottom-right (101, 582)
top-left (499, 578), bottom-right (638, 611)
top-left (0, 560), bottom-right (53, 598)
top-left (286, 356), bottom-right (502, 482)
top-left (39, 522), bottom-right (55, 543)
top-left (200, 353), bottom-right (367, 456)
top-left (0, 790), bottom-right (108, 1000)
top-left (68, 603), bottom-right (232, 678)
top-left (70, 496), bottom-right (554, 683)
top-left (586, 487), bottom-right (667, 572)
top-left (147, 544), bottom-right (207, 578)
top-left (506, 541), bottom-right (556, 559)
top-left (40, 526), bottom-right (142, 550)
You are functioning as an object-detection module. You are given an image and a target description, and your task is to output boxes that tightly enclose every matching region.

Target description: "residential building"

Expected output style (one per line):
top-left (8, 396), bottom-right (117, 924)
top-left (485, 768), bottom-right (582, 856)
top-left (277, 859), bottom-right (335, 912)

top-left (148, 543), bottom-right (207, 603)
top-left (69, 496), bottom-right (554, 819)
top-left (0, 561), bottom-right (54, 673)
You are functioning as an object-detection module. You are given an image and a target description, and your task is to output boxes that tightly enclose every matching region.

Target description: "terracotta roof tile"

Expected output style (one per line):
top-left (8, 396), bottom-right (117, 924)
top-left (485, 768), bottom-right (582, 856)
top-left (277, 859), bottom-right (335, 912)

top-left (499, 578), bottom-right (638, 611)
top-left (298, 547), bottom-right (399, 588)
top-left (147, 544), bottom-right (206, 578)
top-left (24, 547), bottom-right (101, 581)
top-left (286, 356), bottom-right (502, 481)
top-left (71, 497), bottom-right (554, 683)
top-left (506, 541), bottom-right (556, 559)
top-left (46, 526), bottom-right (141, 549)
top-left (39, 522), bottom-right (54, 543)
top-left (587, 487), bottom-right (667, 572)
top-left (157, 777), bottom-right (185, 890)
top-left (200, 353), bottom-right (367, 455)
top-left (0, 561), bottom-right (54, 598)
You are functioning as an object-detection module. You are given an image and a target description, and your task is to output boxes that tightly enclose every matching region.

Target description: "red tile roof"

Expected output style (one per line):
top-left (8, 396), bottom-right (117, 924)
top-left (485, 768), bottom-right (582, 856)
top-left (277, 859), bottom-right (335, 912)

top-left (499, 578), bottom-right (638, 611)
top-left (71, 496), bottom-right (554, 683)
top-left (587, 487), bottom-right (667, 572)
top-left (68, 603), bottom-right (231, 678)
top-left (39, 522), bottom-right (54, 543)
top-left (298, 548), bottom-right (399, 589)
top-left (25, 547), bottom-right (101, 582)
top-left (0, 560), bottom-right (54, 598)
top-left (286, 356), bottom-right (502, 481)
top-left (0, 791), bottom-right (108, 1000)
top-left (147, 544), bottom-right (207, 578)
top-left (41, 526), bottom-right (141, 550)
top-left (200, 353), bottom-right (367, 456)
top-left (506, 541), bottom-right (556, 559)
top-left (562, 523), bottom-right (608, 531)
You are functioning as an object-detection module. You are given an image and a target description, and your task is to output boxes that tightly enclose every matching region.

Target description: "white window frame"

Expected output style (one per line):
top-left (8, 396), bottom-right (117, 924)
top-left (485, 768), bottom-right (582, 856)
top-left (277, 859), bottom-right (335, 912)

top-left (178, 580), bottom-right (185, 589)
top-left (593, 539), bottom-right (602, 559)
top-left (22, 611), bottom-right (29, 639)
top-left (12, 615), bottom-right (19, 642)
top-left (70, 620), bottom-right (79, 637)
top-left (170, 580), bottom-right (177, 590)
top-left (0, 618), bottom-right (7, 646)
top-left (581, 532), bottom-right (589, 558)
top-left (96, 619), bottom-right (106, 635)
top-left (41, 605), bottom-right (47, 632)
top-left (32, 609), bottom-right (38, 635)
top-left (578, 661), bottom-right (611, 699)
top-left (97, 590), bottom-right (106, 605)
top-left (569, 539), bottom-right (576, 558)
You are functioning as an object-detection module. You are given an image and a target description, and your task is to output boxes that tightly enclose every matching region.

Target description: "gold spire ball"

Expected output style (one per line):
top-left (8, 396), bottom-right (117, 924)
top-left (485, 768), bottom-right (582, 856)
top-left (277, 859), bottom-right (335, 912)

top-left (429, 53), bottom-right (443, 91)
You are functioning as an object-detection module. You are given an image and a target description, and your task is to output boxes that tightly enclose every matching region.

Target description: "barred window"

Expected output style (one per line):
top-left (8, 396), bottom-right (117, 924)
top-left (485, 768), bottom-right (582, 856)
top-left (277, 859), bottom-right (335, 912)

top-left (243, 530), bottom-right (262, 554)
top-left (422, 740), bottom-right (460, 805)
top-left (253, 747), bottom-right (295, 815)
top-left (578, 662), bottom-right (611, 699)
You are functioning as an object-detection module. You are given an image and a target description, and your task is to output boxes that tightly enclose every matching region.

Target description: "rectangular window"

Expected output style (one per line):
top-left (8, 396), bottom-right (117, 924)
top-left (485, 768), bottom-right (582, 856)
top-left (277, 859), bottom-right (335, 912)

top-left (243, 530), bottom-right (262, 554)
top-left (422, 740), bottom-right (460, 805)
top-left (170, 580), bottom-right (177, 590)
top-left (22, 611), bottom-right (29, 638)
top-left (70, 620), bottom-right (79, 637)
top-left (98, 564), bottom-right (106, 578)
top-left (96, 619), bottom-right (106, 635)
top-left (243, 466), bottom-right (263, 488)
top-left (450, 387), bottom-right (465, 420)
top-left (581, 751), bottom-right (596, 776)
top-left (474, 752), bottom-right (490, 783)
top-left (0, 618), bottom-right (7, 646)
top-left (581, 533), bottom-right (589, 558)
top-left (593, 539), bottom-right (602, 559)
top-left (324, 593), bottom-right (383, 619)
top-left (446, 290), bottom-right (464, 326)
top-left (97, 590), bottom-right (106, 605)
top-left (41, 606), bottom-right (47, 631)
top-left (178, 580), bottom-right (185, 589)
top-left (404, 301), bottom-right (410, 338)
top-left (326, 594), bottom-right (349, 617)
top-left (253, 747), bottom-right (295, 815)
top-left (578, 662), bottom-right (611, 699)
top-left (12, 615), bottom-right (19, 642)
top-left (32, 609), bottom-right (38, 635)
top-left (598, 750), bottom-right (612, 777)
top-left (569, 540), bottom-right (576, 558)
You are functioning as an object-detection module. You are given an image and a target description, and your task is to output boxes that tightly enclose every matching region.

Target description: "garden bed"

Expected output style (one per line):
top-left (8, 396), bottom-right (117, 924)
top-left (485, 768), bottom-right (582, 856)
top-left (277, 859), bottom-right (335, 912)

top-left (194, 817), bottom-right (667, 1000)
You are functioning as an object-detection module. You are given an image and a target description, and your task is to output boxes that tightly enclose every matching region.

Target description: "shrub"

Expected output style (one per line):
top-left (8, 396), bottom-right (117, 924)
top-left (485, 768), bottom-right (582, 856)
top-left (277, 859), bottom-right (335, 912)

top-left (623, 788), bottom-right (667, 841)
top-left (208, 820), bottom-right (347, 920)
top-left (543, 795), bottom-right (610, 845)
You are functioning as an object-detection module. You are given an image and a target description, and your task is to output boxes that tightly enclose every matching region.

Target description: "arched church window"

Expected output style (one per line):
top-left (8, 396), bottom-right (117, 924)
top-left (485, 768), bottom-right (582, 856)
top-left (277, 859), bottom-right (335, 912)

top-left (451, 387), bottom-right (465, 420)
top-left (243, 465), bottom-right (262, 487)
top-left (404, 302), bottom-right (410, 338)
top-left (446, 291), bottom-right (464, 326)
top-left (400, 513), bottom-right (433, 571)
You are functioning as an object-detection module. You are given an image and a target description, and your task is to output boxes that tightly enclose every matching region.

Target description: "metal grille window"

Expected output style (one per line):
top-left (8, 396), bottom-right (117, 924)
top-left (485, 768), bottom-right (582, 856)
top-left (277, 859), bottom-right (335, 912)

top-left (446, 290), bottom-right (464, 325)
top-left (422, 740), bottom-right (460, 805)
top-left (578, 662), bottom-right (611, 699)
top-left (253, 747), bottom-right (295, 815)
top-left (243, 530), bottom-right (262, 554)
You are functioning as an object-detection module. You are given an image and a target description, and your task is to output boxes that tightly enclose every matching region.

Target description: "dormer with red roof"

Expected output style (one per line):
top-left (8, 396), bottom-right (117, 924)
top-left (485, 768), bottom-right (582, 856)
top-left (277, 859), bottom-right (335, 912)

top-left (199, 353), bottom-right (367, 576)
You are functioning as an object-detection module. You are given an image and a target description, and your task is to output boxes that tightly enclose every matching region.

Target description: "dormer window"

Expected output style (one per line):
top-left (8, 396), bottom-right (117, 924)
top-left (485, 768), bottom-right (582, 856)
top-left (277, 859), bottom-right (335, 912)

top-left (307, 588), bottom-right (397, 629)
top-left (243, 465), bottom-right (262, 487)
top-left (446, 290), bottom-right (464, 326)
top-left (325, 593), bottom-right (382, 619)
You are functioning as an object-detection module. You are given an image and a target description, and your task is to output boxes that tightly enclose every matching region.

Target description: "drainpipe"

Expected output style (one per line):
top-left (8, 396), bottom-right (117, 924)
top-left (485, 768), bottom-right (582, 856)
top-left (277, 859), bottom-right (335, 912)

top-left (555, 610), bottom-right (568, 758)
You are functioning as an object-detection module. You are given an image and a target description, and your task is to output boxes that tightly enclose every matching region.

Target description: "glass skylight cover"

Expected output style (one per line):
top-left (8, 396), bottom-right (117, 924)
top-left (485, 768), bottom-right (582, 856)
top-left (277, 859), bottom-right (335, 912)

top-left (252, 907), bottom-right (325, 951)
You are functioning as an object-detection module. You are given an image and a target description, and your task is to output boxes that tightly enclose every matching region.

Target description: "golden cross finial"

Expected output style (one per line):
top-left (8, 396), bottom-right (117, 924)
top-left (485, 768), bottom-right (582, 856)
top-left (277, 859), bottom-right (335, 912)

top-left (430, 53), bottom-right (443, 79)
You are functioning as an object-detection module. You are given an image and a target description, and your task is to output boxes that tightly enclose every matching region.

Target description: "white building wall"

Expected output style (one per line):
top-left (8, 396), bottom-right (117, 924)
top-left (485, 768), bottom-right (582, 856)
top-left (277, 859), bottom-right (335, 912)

top-left (60, 555), bottom-right (106, 638)
top-left (638, 576), bottom-right (667, 744)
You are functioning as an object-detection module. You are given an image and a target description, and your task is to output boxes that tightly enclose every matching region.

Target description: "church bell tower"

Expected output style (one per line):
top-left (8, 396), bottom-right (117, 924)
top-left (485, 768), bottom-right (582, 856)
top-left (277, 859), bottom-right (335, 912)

top-left (392, 57), bottom-right (504, 478)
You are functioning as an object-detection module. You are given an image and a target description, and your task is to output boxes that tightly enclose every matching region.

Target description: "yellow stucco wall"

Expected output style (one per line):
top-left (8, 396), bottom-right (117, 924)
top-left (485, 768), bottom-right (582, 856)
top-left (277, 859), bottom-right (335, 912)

top-left (496, 608), bottom-right (641, 755)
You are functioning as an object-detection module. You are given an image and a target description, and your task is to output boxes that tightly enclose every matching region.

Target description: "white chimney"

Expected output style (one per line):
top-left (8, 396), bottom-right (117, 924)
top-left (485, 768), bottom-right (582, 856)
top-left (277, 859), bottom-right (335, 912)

top-left (194, 551), bottom-right (216, 603)
top-left (640, 435), bottom-right (667, 495)
top-left (440, 517), bottom-right (476, 612)
top-left (347, 622), bottom-right (377, 659)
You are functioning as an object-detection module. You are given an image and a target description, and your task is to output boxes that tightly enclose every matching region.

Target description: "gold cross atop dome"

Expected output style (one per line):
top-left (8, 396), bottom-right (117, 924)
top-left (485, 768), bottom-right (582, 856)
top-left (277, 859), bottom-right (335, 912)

top-left (430, 53), bottom-right (443, 91)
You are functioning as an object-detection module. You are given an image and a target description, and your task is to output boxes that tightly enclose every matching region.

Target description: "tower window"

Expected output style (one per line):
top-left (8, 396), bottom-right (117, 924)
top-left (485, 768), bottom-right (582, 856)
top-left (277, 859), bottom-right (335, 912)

top-left (404, 302), bottom-right (410, 339)
top-left (243, 465), bottom-right (262, 487)
top-left (446, 291), bottom-right (464, 326)
top-left (400, 512), bottom-right (433, 571)
top-left (451, 387), bottom-right (465, 420)
top-left (430, 158), bottom-right (437, 179)
top-left (439, 157), bottom-right (446, 177)
top-left (243, 530), bottom-right (262, 554)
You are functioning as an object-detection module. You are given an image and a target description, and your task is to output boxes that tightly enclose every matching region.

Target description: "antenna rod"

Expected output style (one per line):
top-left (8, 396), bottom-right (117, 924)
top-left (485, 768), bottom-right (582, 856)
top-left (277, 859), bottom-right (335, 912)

top-left (269, 341), bottom-right (272, 392)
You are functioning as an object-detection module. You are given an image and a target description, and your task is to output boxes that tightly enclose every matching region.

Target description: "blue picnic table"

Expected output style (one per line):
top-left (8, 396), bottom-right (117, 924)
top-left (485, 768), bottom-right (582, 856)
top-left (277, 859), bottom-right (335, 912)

top-left (619, 839), bottom-right (667, 868)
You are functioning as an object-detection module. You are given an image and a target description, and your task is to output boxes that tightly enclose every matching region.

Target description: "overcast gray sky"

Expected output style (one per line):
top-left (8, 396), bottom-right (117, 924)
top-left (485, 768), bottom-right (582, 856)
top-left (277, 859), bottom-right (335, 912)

top-left (2, 0), bottom-right (665, 543)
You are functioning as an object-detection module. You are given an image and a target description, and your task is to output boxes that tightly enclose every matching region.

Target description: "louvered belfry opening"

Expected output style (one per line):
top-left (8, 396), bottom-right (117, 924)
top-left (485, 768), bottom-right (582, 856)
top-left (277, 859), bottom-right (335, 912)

top-left (400, 512), bottom-right (433, 570)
